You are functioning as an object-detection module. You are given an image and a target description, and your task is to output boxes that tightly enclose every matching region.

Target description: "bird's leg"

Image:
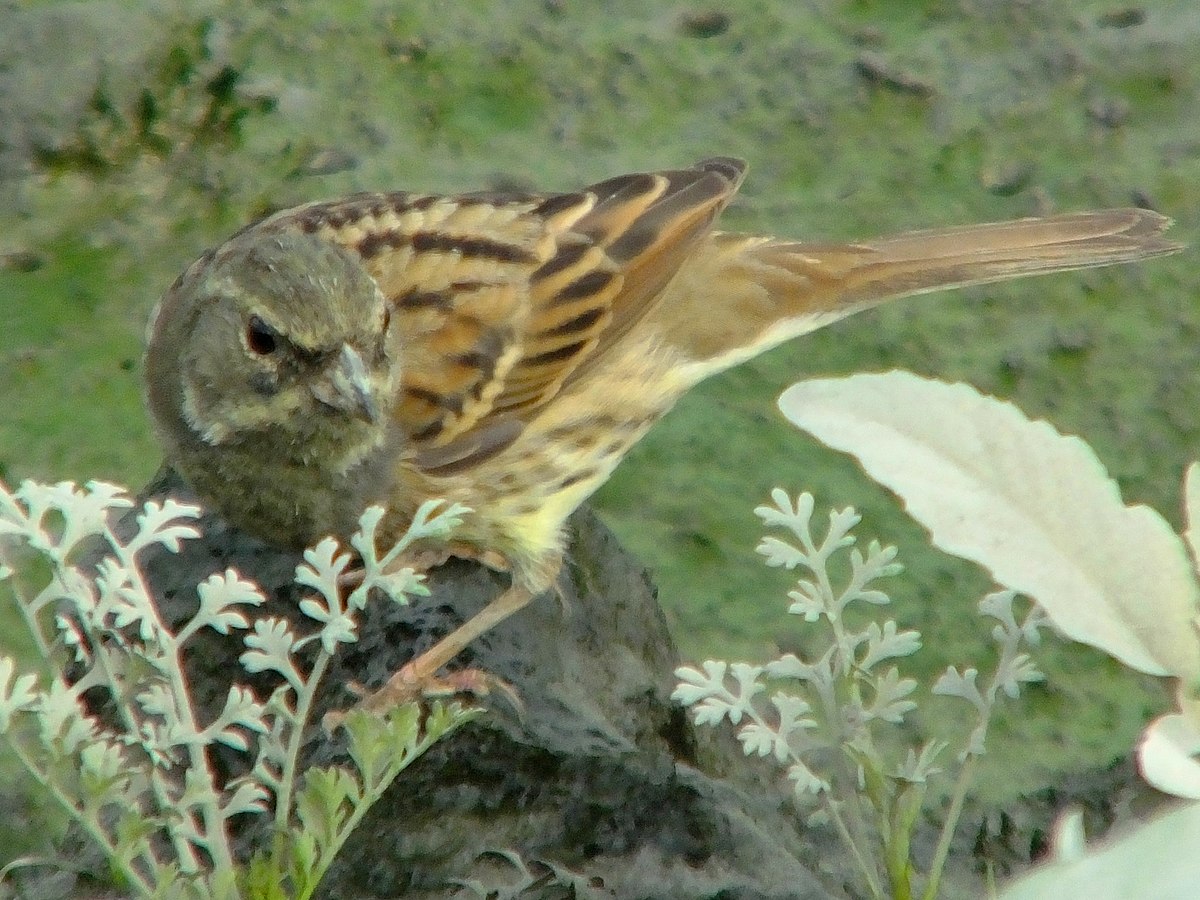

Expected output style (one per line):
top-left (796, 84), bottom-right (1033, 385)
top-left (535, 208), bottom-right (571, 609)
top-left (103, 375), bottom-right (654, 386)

top-left (352, 580), bottom-right (539, 714)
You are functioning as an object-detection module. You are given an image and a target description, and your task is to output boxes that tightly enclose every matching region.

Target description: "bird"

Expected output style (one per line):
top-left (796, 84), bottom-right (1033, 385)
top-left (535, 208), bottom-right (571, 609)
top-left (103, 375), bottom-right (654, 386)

top-left (144, 157), bottom-right (1181, 709)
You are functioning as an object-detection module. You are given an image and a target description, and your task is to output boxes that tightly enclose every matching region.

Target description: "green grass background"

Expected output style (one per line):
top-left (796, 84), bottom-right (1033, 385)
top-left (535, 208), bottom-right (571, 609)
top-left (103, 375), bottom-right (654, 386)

top-left (1, 0), bottom-right (1198, 878)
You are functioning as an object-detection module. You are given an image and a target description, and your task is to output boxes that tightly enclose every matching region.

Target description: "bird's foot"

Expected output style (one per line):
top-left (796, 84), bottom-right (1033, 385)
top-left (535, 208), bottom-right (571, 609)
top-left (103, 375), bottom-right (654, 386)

top-left (323, 662), bottom-right (521, 731)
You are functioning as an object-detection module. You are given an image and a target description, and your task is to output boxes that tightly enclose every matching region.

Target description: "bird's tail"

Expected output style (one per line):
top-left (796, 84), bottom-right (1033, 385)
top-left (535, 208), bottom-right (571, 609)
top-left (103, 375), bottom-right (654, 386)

top-left (657, 208), bottom-right (1181, 380)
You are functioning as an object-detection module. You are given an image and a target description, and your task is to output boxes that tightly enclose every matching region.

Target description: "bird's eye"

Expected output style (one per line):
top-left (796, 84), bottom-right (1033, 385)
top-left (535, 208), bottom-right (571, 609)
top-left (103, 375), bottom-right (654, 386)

top-left (246, 316), bottom-right (278, 355)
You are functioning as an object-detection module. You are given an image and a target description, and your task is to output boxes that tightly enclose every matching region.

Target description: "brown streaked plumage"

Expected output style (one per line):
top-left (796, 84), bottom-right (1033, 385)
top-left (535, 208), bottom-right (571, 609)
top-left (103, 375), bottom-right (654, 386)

top-left (144, 158), bottom-right (1181, 705)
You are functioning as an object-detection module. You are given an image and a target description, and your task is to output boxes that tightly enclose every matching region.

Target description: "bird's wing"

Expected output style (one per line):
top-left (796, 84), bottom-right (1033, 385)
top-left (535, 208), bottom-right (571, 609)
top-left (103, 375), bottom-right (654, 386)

top-left (271, 158), bottom-right (746, 473)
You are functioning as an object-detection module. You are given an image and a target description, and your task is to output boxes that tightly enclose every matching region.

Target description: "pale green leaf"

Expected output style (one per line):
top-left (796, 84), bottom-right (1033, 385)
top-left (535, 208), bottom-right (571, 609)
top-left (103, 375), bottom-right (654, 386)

top-left (780, 373), bottom-right (1200, 679)
top-left (295, 766), bottom-right (358, 850)
top-left (1185, 463), bottom-right (1200, 577)
top-left (1001, 801), bottom-right (1200, 900)
top-left (1138, 713), bottom-right (1200, 800)
top-left (193, 570), bottom-right (264, 635)
top-left (221, 779), bottom-right (269, 818)
top-left (0, 657), bottom-right (39, 730)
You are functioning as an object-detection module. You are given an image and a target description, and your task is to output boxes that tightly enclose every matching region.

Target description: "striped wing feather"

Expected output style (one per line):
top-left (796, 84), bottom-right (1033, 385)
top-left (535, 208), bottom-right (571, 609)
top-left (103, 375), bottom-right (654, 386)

top-left (271, 159), bottom-right (747, 472)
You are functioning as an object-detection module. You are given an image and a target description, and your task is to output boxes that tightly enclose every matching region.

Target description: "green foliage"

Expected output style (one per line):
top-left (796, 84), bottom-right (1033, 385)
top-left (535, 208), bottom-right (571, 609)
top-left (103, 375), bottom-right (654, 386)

top-left (0, 479), bottom-right (478, 899)
top-left (674, 490), bottom-right (1045, 900)
top-left (774, 371), bottom-right (1200, 894)
top-left (33, 11), bottom-right (273, 175)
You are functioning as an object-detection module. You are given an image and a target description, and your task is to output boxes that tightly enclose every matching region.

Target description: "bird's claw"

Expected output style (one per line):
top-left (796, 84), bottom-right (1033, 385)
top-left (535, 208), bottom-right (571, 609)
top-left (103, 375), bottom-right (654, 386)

top-left (323, 663), bottom-right (523, 733)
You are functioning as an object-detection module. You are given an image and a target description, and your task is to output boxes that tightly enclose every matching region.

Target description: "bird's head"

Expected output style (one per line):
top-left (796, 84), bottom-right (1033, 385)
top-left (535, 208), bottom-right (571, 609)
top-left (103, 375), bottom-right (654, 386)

top-left (147, 230), bottom-right (401, 474)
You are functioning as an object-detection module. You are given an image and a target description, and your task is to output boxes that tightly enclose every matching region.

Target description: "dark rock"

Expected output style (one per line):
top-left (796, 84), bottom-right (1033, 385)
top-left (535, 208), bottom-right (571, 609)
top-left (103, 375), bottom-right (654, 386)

top-left (111, 469), bottom-right (844, 899)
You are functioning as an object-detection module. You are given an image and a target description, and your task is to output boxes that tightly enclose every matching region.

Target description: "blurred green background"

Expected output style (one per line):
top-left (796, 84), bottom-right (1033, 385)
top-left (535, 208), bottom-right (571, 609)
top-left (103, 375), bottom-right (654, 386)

top-left (1, 0), bottom-right (1197, 881)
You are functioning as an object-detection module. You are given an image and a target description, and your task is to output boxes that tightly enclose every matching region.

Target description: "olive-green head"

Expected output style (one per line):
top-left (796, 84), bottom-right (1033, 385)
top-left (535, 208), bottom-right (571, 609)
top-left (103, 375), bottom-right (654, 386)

top-left (146, 229), bottom-right (401, 480)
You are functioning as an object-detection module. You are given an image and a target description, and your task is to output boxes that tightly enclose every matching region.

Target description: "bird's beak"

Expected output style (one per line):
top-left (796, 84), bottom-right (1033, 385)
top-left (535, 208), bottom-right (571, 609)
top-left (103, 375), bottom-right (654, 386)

top-left (312, 344), bottom-right (380, 423)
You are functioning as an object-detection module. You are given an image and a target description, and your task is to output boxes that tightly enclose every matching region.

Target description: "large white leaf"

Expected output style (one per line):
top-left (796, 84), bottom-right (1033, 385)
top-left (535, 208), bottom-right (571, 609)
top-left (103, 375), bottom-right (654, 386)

top-left (1183, 462), bottom-right (1200, 576)
top-left (779, 372), bottom-right (1200, 680)
top-left (1000, 801), bottom-right (1200, 900)
top-left (1139, 713), bottom-right (1200, 800)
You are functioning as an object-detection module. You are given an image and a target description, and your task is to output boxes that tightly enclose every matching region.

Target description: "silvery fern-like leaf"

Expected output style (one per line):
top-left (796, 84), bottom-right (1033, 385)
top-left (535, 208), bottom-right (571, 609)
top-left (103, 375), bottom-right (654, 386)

top-left (1021, 605), bottom-right (1048, 646)
top-left (822, 507), bottom-right (862, 557)
top-left (221, 685), bottom-right (268, 731)
top-left (844, 627), bottom-right (872, 658)
top-left (691, 696), bottom-right (738, 727)
top-left (137, 683), bottom-right (176, 719)
top-left (89, 557), bottom-right (128, 620)
top-left (754, 488), bottom-right (815, 533)
top-left (191, 570), bottom-right (264, 636)
top-left (788, 760), bottom-right (830, 796)
top-left (673, 661), bottom-right (764, 727)
top-left (979, 590), bottom-right (1019, 632)
top-left (768, 646), bottom-right (836, 690)
top-left (348, 505), bottom-right (387, 569)
top-left (48, 481), bottom-right (132, 560)
top-left (347, 506), bottom-right (434, 609)
top-left (671, 660), bottom-right (730, 705)
top-left (864, 667), bottom-right (918, 724)
top-left (313, 607), bottom-right (357, 655)
top-left (738, 721), bottom-right (789, 761)
top-left (55, 613), bottom-right (92, 664)
top-left (894, 740), bottom-right (947, 783)
top-left (730, 662), bottom-right (765, 698)
top-left (202, 685), bottom-right (269, 752)
top-left (296, 561), bottom-right (358, 653)
top-left (113, 583), bottom-right (159, 643)
top-left (220, 780), bottom-right (270, 818)
top-left (295, 538), bottom-right (352, 607)
top-left (757, 536), bottom-right (807, 569)
top-left (864, 540), bottom-right (904, 577)
top-left (858, 621), bottom-right (923, 671)
top-left (932, 666), bottom-right (986, 712)
top-left (79, 738), bottom-right (129, 783)
top-left (786, 587), bottom-right (825, 621)
top-left (0, 656), bottom-right (38, 730)
top-left (37, 678), bottom-right (91, 750)
top-left (841, 542), bottom-right (902, 608)
top-left (13, 480), bottom-right (58, 546)
top-left (0, 479), bottom-right (25, 531)
top-left (407, 499), bottom-right (470, 542)
top-left (355, 500), bottom-right (471, 577)
top-left (772, 693), bottom-right (817, 738)
top-left (996, 652), bottom-right (1044, 699)
top-left (241, 619), bottom-right (303, 690)
top-left (129, 720), bottom-right (175, 766)
top-left (125, 498), bottom-right (203, 555)
top-left (766, 652), bottom-right (811, 681)
top-left (362, 567), bottom-right (429, 610)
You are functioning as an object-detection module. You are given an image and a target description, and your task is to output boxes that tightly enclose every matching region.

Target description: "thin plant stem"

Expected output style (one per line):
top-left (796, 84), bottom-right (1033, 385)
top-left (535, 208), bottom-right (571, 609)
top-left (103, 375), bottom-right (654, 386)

top-left (110, 534), bottom-right (236, 876)
top-left (822, 790), bottom-right (885, 900)
top-left (922, 755), bottom-right (977, 900)
top-left (0, 543), bottom-right (55, 672)
top-left (7, 734), bottom-right (155, 896)
top-left (271, 645), bottom-right (332, 868)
